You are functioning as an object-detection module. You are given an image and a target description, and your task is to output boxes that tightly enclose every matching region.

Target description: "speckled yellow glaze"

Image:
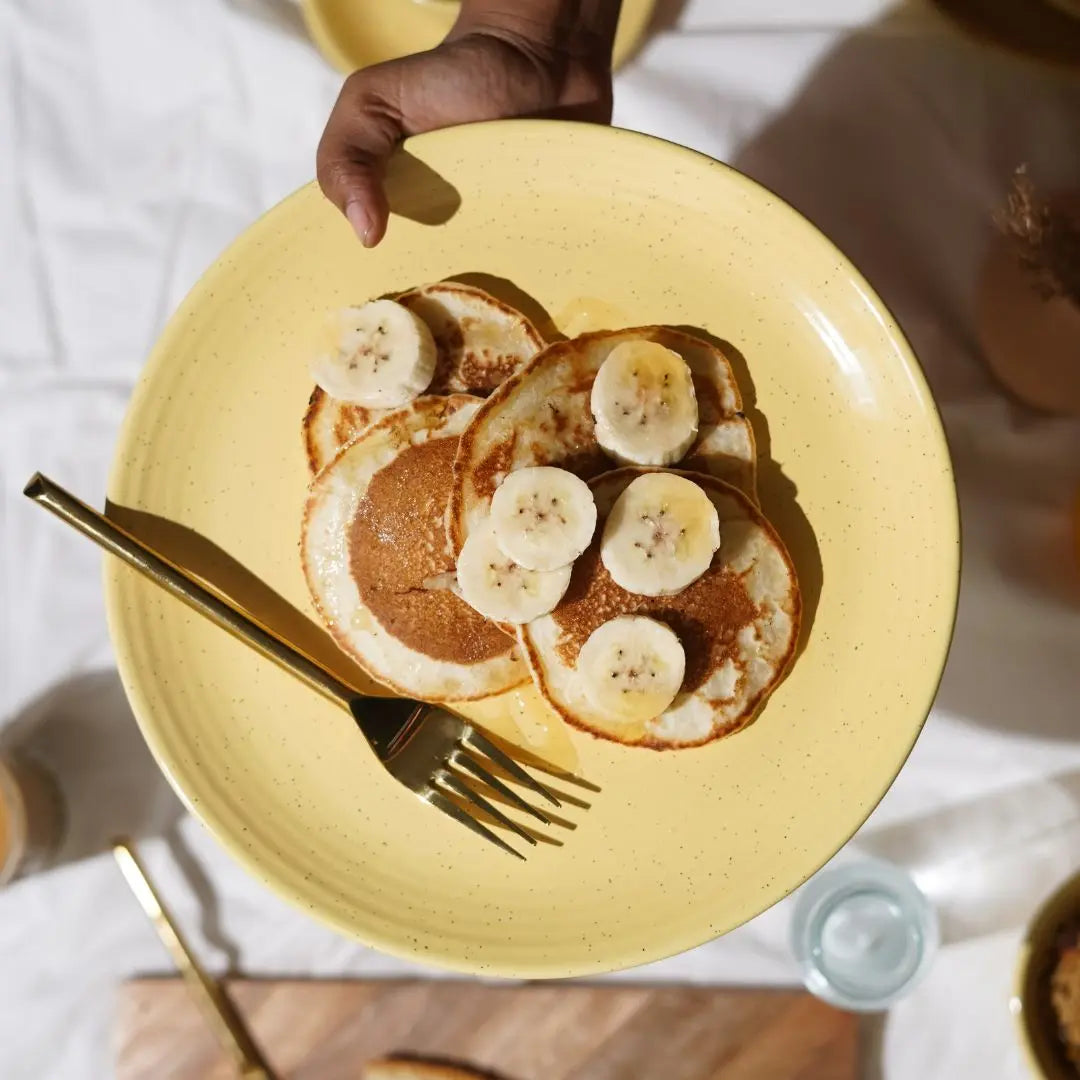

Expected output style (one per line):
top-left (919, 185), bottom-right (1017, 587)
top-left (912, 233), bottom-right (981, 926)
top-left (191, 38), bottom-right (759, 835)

top-left (301, 0), bottom-right (655, 75)
top-left (104, 122), bottom-right (959, 978)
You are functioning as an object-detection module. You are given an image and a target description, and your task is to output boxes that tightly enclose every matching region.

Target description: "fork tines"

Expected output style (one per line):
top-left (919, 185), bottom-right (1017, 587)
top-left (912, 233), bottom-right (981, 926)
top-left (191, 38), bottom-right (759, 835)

top-left (427, 727), bottom-right (563, 858)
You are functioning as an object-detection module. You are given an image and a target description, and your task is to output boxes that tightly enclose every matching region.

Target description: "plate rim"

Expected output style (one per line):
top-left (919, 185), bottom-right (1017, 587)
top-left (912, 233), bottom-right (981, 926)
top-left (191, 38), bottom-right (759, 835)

top-left (104, 119), bottom-right (961, 978)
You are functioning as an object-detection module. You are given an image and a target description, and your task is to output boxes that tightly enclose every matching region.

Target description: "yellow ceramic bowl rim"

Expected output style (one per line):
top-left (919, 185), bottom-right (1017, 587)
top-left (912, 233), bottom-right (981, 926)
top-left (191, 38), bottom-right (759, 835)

top-left (300, 0), bottom-right (365, 76)
top-left (104, 120), bottom-right (960, 977)
top-left (1012, 868), bottom-right (1080, 1079)
top-left (1015, 945), bottom-right (1051, 1080)
top-left (299, 0), bottom-right (656, 74)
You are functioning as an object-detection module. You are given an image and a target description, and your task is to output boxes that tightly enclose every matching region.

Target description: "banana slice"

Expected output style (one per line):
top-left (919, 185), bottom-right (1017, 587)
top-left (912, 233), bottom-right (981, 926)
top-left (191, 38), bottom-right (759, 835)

top-left (457, 520), bottom-right (572, 624)
top-left (600, 472), bottom-right (721, 596)
top-left (489, 466), bottom-right (597, 571)
top-left (577, 615), bottom-right (686, 723)
top-left (591, 340), bottom-right (699, 466)
top-left (311, 299), bottom-right (437, 407)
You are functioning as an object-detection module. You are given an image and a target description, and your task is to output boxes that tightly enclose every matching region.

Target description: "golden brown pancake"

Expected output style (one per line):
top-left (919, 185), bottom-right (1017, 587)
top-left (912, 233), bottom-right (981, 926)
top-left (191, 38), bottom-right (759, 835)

top-left (448, 327), bottom-right (757, 559)
top-left (302, 395), bottom-right (526, 701)
top-left (519, 468), bottom-right (800, 749)
top-left (303, 282), bottom-right (545, 474)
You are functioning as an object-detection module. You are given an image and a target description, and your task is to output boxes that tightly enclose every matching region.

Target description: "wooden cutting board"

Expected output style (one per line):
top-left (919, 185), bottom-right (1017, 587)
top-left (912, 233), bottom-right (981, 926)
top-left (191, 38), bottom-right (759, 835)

top-left (115, 979), bottom-right (858, 1080)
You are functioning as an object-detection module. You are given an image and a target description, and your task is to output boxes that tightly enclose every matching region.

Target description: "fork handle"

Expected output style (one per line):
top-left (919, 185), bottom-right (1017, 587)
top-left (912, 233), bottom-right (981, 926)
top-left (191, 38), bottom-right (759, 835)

top-left (24, 473), bottom-right (355, 710)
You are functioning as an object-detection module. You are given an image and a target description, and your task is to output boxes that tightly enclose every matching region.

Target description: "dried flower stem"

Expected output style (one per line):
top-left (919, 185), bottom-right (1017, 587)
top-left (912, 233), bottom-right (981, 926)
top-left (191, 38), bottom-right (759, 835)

top-left (994, 166), bottom-right (1080, 304)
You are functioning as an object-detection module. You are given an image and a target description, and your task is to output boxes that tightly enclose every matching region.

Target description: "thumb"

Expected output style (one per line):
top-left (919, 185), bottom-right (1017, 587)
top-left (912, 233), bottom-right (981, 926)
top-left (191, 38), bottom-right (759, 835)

top-left (316, 72), bottom-right (406, 248)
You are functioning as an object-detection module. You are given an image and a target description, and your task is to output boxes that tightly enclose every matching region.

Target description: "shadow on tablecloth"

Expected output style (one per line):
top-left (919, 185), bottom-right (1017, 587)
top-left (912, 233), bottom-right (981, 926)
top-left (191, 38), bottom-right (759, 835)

top-left (856, 768), bottom-right (1080, 945)
top-left (1, 669), bottom-right (241, 970)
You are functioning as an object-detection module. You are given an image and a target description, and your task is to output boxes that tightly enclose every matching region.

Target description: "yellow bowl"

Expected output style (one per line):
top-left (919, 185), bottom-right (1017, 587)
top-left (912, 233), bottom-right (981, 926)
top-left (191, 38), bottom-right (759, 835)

top-left (301, 0), bottom-right (656, 75)
top-left (104, 121), bottom-right (959, 977)
top-left (1015, 870), bottom-right (1080, 1079)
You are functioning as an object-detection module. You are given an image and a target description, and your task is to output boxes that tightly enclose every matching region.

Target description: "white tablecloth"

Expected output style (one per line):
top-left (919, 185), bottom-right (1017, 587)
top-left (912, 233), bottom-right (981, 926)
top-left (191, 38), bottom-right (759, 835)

top-left (2, 1), bottom-right (1079, 1076)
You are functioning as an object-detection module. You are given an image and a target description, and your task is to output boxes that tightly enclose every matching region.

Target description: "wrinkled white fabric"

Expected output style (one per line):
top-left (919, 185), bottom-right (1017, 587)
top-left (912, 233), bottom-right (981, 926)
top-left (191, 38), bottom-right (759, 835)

top-left (2, 1), bottom-right (1079, 1077)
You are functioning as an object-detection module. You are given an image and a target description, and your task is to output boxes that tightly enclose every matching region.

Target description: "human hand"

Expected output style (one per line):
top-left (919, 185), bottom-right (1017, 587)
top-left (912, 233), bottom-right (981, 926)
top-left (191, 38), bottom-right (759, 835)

top-left (316, 0), bottom-right (622, 247)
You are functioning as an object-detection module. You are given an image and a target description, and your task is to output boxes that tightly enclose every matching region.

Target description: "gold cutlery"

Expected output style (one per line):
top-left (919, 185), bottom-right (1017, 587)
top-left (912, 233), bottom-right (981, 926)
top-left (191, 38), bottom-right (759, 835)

top-left (112, 838), bottom-right (271, 1080)
top-left (27, 474), bottom-right (561, 856)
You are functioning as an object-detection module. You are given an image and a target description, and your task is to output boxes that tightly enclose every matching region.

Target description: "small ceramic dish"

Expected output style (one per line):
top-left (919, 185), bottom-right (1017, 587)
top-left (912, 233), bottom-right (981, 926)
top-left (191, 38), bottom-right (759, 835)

top-left (1014, 869), bottom-right (1080, 1079)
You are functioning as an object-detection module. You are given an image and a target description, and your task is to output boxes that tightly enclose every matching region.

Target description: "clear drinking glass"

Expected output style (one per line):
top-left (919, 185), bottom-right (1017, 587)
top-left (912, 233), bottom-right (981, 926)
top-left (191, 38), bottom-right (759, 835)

top-left (790, 858), bottom-right (939, 1011)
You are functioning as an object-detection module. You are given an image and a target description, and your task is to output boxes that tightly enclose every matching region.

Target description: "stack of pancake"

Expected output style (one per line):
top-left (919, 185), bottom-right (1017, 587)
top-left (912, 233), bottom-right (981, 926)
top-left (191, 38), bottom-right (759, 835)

top-left (302, 283), bottom-right (800, 749)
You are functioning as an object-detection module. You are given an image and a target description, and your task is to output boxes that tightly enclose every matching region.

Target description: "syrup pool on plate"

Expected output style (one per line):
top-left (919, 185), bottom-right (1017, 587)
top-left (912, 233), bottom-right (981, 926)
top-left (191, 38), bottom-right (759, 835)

top-left (554, 297), bottom-right (632, 338)
top-left (459, 685), bottom-right (580, 776)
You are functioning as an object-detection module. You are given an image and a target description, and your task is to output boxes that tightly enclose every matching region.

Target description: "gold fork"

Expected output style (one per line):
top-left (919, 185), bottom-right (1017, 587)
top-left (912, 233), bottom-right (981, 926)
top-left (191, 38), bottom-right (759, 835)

top-left (25, 474), bottom-right (561, 857)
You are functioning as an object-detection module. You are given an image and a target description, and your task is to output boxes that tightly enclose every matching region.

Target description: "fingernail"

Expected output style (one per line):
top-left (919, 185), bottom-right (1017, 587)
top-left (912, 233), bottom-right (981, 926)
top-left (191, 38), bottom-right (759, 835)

top-left (345, 201), bottom-right (374, 247)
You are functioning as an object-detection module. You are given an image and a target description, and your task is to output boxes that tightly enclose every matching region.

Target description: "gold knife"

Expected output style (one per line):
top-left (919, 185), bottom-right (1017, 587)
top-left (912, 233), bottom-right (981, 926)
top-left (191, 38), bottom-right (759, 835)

top-left (112, 838), bottom-right (272, 1080)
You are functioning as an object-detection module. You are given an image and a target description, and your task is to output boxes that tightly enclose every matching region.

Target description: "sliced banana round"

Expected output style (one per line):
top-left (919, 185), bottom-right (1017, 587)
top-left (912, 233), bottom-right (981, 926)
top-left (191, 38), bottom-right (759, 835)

top-left (601, 472), bottom-right (721, 596)
top-left (310, 299), bottom-right (437, 407)
top-left (457, 520), bottom-right (572, 624)
top-left (489, 466), bottom-right (597, 572)
top-left (577, 615), bottom-right (686, 723)
top-left (591, 340), bottom-right (699, 466)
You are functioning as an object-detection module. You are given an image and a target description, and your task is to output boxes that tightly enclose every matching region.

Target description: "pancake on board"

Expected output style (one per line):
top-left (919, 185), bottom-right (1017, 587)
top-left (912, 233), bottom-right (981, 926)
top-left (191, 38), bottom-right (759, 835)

top-left (519, 468), bottom-right (799, 749)
top-left (365, 1062), bottom-right (495, 1080)
top-left (303, 282), bottom-right (545, 474)
top-left (448, 327), bottom-right (757, 557)
top-left (302, 394), bottom-right (526, 702)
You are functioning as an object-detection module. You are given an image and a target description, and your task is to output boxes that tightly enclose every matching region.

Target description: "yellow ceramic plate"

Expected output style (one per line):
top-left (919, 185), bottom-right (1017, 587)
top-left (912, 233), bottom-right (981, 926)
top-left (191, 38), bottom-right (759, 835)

top-left (105, 121), bottom-right (958, 978)
top-left (301, 0), bottom-right (656, 74)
